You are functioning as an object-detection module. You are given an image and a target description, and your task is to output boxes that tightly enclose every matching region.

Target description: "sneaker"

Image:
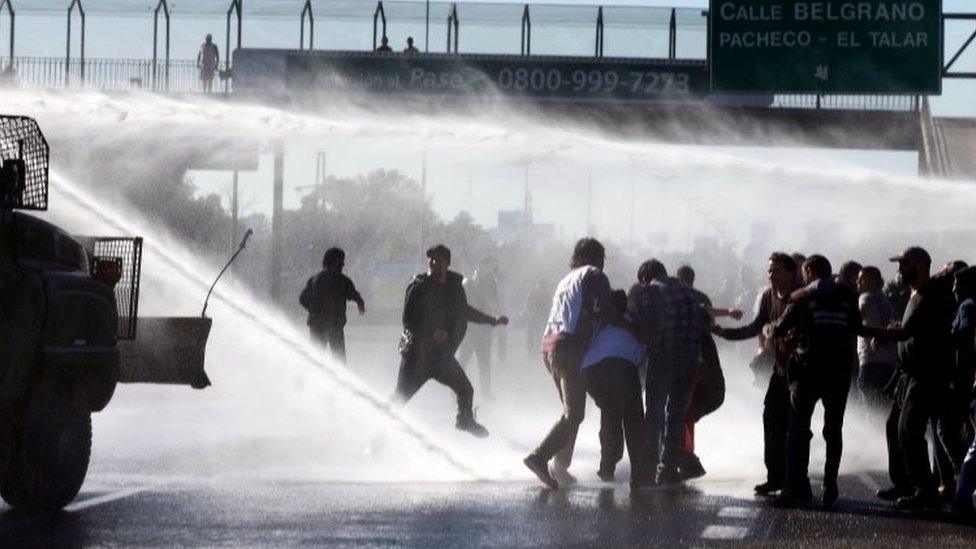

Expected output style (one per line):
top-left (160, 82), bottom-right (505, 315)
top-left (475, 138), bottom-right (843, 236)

top-left (551, 467), bottom-right (577, 486)
top-left (772, 486), bottom-right (813, 508)
top-left (821, 482), bottom-right (839, 507)
top-left (597, 469), bottom-right (615, 482)
top-left (678, 455), bottom-right (707, 481)
top-left (656, 467), bottom-right (682, 485)
top-left (523, 455), bottom-right (559, 489)
top-left (876, 486), bottom-right (908, 501)
top-left (754, 481), bottom-right (783, 496)
top-left (455, 412), bottom-right (489, 438)
top-left (895, 491), bottom-right (939, 511)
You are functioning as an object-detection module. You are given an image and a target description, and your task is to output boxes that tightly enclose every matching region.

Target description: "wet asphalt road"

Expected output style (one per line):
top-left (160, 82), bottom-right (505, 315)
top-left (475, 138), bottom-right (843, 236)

top-left (2, 471), bottom-right (975, 547)
top-left (3, 327), bottom-right (975, 547)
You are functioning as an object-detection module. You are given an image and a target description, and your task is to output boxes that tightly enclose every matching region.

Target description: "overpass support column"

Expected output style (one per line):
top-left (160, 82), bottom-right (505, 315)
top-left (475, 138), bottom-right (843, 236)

top-left (271, 140), bottom-right (284, 302)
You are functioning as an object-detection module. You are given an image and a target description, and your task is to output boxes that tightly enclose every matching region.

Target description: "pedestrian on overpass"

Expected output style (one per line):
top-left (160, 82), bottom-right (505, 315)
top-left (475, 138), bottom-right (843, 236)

top-left (392, 244), bottom-right (507, 438)
top-left (404, 37), bottom-right (420, 55)
top-left (375, 36), bottom-right (393, 53)
top-left (299, 247), bottom-right (366, 365)
top-left (524, 238), bottom-right (610, 490)
top-left (197, 34), bottom-right (220, 93)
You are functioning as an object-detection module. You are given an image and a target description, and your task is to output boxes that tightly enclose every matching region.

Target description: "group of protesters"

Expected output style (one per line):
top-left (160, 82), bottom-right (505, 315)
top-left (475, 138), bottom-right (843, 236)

top-left (299, 238), bottom-right (976, 515)
top-left (522, 238), bottom-right (739, 490)
top-left (518, 238), bottom-right (976, 515)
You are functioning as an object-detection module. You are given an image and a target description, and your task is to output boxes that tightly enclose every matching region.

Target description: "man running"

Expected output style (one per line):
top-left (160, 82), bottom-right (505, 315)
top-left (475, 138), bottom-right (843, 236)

top-left (393, 244), bottom-right (507, 438)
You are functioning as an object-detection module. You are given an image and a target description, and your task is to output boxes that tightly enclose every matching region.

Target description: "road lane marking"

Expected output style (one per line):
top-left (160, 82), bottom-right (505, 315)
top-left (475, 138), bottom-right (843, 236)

top-left (701, 525), bottom-right (749, 539)
top-left (718, 506), bottom-right (760, 519)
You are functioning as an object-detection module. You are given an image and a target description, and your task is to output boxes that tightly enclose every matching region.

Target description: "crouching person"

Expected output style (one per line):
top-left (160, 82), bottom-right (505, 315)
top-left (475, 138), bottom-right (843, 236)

top-left (582, 290), bottom-right (655, 488)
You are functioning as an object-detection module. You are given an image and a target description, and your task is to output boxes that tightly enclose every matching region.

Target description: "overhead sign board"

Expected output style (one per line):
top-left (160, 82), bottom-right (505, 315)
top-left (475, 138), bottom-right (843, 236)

top-left (709, 0), bottom-right (942, 93)
top-left (234, 49), bottom-right (710, 103)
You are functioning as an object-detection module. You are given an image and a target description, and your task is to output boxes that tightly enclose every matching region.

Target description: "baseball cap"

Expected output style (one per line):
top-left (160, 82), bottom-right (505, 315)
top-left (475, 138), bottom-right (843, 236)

top-left (889, 246), bottom-right (931, 265)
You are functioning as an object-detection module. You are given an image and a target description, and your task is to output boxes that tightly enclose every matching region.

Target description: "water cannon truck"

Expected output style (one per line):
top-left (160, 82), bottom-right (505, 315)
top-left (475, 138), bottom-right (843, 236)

top-left (0, 115), bottom-right (213, 511)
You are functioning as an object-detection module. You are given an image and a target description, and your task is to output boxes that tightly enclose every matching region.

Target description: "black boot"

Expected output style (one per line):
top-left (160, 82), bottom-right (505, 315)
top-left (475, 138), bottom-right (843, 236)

top-left (754, 481), bottom-right (783, 496)
top-left (455, 409), bottom-right (489, 438)
top-left (821, 481), bottom-right (839, 507)
top-left (771, 484), bottom-right (813, 508)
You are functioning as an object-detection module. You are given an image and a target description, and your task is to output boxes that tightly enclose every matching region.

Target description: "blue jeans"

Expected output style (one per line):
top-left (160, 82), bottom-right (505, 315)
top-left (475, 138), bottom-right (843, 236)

top-left (645, 353), bottom-right (700, 473)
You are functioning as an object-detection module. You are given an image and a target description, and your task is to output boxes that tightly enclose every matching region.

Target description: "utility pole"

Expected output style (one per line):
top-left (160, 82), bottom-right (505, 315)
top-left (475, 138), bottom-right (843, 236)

top-left (629, 159), bottom-right (635, 247)
top-left (314, 150), bottom-right (326, 213)
top-left (230, 170), bottom-right (239, 253)
top-left (659, 177), bottom-right (667, 255)
top-left (315, 150), bottom-right (326, 238)
top-left (586, 167), bottom-right (593, 236)
top-left (271, 139), bottom-right (284, 302)
top-left (419, 144), bottom-right (427, 258)
top-left (523, 164), bottom-right (530, 244)
top-left (466, 169), bottom-right (472, 215)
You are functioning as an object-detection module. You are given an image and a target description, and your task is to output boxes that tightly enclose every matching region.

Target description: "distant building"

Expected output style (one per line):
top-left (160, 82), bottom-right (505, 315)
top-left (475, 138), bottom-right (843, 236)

top-left (490, 209), bottom-right (553, 244)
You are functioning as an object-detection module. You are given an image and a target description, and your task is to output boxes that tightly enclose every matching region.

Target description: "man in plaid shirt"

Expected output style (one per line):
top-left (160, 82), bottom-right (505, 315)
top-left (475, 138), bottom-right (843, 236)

top-left (631, 259), bottom-right (710, 484)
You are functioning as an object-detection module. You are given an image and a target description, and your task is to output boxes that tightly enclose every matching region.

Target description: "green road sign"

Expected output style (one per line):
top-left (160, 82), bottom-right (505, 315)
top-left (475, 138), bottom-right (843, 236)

top-left (709, 0), bottom-right (942, 93)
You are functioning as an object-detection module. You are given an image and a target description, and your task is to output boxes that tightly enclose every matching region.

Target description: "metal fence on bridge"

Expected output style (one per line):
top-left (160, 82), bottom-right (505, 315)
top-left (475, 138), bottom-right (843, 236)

top-left (1, 57), bottom-right (213, 93)
top-left (0, 54), bottom-right (920, 113)
top-left (2, 0), bottom-right (964, 113)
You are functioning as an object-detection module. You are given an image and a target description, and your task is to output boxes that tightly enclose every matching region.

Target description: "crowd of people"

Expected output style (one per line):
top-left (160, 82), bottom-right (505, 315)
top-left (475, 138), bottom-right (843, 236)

top-left (299, 238), bottom-right (976, 516)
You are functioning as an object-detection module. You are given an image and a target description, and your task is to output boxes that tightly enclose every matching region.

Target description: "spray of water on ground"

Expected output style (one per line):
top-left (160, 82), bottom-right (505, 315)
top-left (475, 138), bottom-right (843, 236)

top-left (8, 88), bottom-right (967, 486)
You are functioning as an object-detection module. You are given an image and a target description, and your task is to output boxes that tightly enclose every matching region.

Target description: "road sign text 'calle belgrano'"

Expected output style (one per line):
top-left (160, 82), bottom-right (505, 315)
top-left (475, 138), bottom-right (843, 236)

top-left (709, 1), bottom-right (942, 93)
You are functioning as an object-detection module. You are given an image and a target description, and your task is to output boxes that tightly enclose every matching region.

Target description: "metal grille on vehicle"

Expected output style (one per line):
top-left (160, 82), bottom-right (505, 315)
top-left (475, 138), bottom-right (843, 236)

top-left (0, 115), bottom-right (49, 211)
top-left (92, 237), bottom-right (143, 340)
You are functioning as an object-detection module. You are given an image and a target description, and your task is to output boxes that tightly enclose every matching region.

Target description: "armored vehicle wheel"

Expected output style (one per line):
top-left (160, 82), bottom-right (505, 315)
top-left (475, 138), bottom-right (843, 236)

top-left (0, 379), bottom-right (92, 511)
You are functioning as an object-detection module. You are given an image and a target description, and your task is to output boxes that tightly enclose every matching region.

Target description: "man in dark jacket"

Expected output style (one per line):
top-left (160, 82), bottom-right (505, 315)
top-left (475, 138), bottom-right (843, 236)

top-left (393, 244), bottom-right (507, 438)
top-left (713, 252), bottom-right (800, 496)
top-left (770, 255), bottom-right (862, 507)
top-left (299, 247), bottom-right (365, 364)
top-left (869, 247), bottom-right (960, 510)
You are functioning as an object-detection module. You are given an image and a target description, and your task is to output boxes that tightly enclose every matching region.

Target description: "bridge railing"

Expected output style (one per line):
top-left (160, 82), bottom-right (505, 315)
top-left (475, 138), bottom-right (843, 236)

top-left (773, 94), bottom-right (920, 112)
top-left (0, 57), bottom-right (210, 93)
